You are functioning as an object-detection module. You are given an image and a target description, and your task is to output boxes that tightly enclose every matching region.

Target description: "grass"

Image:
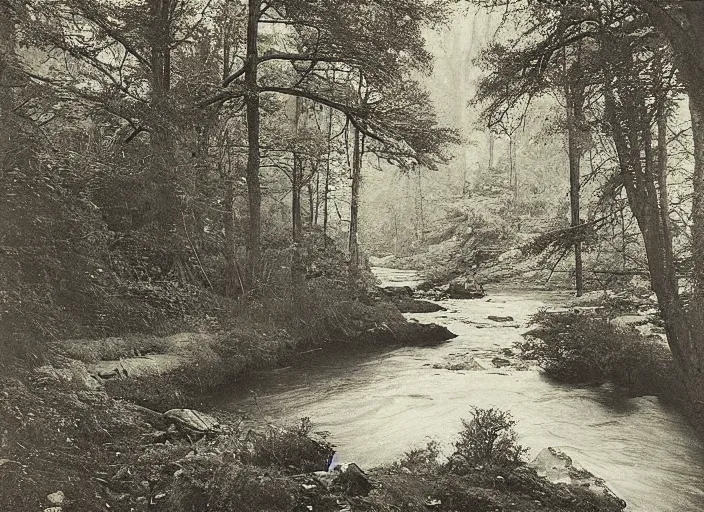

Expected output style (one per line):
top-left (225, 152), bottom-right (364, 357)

top-left (57, 335), bottom-right (174, 363)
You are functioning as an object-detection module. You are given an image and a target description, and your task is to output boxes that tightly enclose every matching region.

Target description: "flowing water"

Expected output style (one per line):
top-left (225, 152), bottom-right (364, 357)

top-left (217, 268), bottom-right (704, 511)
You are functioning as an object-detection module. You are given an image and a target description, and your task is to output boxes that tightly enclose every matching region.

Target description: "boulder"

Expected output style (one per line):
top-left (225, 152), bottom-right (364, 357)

top-left (380, 285), bottom-right (415, 297)
top-left (313, 463), bottom-right (371, 496)
top-left (34, 363), bottom-right (102, 391)
top-left (163, 409), bottom-right (221, 433)
top-left (529, 448), bottom-right (625, 506)
top-left (488, 315), bottom-right (514, 323)
top-left (448, 277), bottom-right (485, 299)
top-left (393, 298), bottom-right (446, 314)
top-left (403, 323), bottom-right (457, 346)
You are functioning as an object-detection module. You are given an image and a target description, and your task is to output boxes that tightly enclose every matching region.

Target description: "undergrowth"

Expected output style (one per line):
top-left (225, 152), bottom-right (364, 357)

top-left (519, 311), bottom-right (685, 399)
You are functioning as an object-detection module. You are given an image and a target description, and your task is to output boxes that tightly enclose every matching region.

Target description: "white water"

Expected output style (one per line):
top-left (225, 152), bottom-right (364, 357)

top-left (218, 268), bottom-right (704, 511)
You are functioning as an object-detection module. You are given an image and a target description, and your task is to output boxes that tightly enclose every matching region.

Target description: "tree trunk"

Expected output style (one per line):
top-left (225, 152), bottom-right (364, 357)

top-left (244, 0), bottom-right (261, 289)
top-left (348, 126), bottom-right (362, 270)
top-left (291, 97), bottom-right (304, 287)
top-left (323, 108), bottom-right (333, 247)
top-left (627, 3), bottom-right (704, 416)
top-left (223, 172), bottom-right (242, 297)
top-left (656, 96), bottom-right (675, 280)
top-left (565, 81), bottom-right (585, 297)
top-left (308, 181), bottom-right (315, 225)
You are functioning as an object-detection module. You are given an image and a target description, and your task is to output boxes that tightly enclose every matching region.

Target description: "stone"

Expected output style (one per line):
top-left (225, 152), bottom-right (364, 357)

top-left (529, 448), bottom-right (625, 506)
top-left (34, 363), bottom-right (102, 391)
top-left (491, 357), bottom-right (511, 368)
top-left (334, 463), bottom-right (372, 496)
top-left (47, 491), bottom-right (65, 505)
top-left (380, 285), bottom-right (414, 297)
top-left (488, 315), bottom-right (514, 322)
top-left (163, 409), bottom-right (221, 433)
top-left (312, 463), bottom-right (372, 496)
top-left (448, 277), bottom-right (485, 299)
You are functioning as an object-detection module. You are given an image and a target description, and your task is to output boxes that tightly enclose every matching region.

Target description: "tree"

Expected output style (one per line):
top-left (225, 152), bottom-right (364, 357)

top-left (472, 0), bottom-right (704, 418)
top-left (200, 0), bottom-right (457, 287)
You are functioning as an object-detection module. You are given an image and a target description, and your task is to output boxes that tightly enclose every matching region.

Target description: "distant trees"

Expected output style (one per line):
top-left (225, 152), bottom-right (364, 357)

top-left (199, 0), bottom-right (457, 285)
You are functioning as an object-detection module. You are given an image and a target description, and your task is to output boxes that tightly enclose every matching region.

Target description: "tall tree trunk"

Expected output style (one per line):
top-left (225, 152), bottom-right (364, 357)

top-left (313, 172), bottom-right (320, 225)
top-left (565, 82), bottom-right (585, 297)
top-left (308, 182), bottom-right (315, 225)
top-left (291, 97), bottom-right (304, 287)
top-left (348, 127), bottom-right (362, 271)
top-left (656, 96), bottom-right (675, 279)
top-left (147, 0), bottom-right (179, 275)
top-left (244, 0), bottom-right (261, 289)
top-left (417, 166), bottom-right (425, 243)
top-left (323, 108), bottom-right (333, 247)
top-left (628, 4), bottom-right (704, 416)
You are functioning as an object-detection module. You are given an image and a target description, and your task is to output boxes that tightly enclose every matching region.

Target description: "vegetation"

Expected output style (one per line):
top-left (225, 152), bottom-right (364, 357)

top-left (520, 311), bottom-right (686, 400)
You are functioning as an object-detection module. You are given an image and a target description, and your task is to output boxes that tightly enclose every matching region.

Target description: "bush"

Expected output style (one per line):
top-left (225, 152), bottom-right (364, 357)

top-left (241, 418), bottom-right (334, 473)
top-left (170, 459), bottom-right (297, 512)
top-left (520, 311), bottom-right (686, 399)
top-left (400, 439), bottom-right (442, 472)
top-left (451, 407), bottom-right (527, 472)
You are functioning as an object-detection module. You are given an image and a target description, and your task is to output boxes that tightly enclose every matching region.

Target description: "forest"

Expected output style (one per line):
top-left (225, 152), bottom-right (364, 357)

top-left (2, 0), bottom-right (704, 511)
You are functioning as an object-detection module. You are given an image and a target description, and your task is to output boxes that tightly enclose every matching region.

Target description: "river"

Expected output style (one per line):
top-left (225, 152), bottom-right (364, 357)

top-left (216, 268), bottom-right (704, 511)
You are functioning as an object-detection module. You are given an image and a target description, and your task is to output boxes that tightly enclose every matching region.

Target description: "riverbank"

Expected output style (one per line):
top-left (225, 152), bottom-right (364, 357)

top-left (0, 369), bottom-right (626, 511)
top-left (8, 269), bottom-right (704, 511)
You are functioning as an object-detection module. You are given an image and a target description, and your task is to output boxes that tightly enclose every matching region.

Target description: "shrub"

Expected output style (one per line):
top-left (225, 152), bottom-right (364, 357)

top-left (170, 458), bottom-right (297, 512)
top-left (451, 407), bottom-right (527, 472)
top-left (520, 311), bottom-right (686, 399)
top-left (241, 418), bottom-right (334, 473)
top-left (400, 440), bottom-right (442, 472)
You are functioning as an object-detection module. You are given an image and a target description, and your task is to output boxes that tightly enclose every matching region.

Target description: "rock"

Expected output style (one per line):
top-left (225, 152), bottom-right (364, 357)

top-left (529, 448), bottom-right (625, 506)
top-left (379, 285), bottom-right (414, 297)
top-left (393, 298), bottom-right (446, 314)
top-left (313, 463), bottom-right (371, 496)
top-left (488, 315), bottom-right (514, 322)
top-left (34, 363), bottom-right (102, 391)
top-left (445, 358), bottom-right (485, 371)
top-left (491, 357), bottom-right (511, 368)
top-left (403, 323), bottom-right (457, 346)
top-left (416, 280), bottom-right (434, 292)
top-left (163, 409), bottom-right (221, 433)
top-left (47, 491), bottom-right (65, 505)
top-left (448, 277), bottom-right (485, 299)
top-left (335, 462), bottom-right (372, 496)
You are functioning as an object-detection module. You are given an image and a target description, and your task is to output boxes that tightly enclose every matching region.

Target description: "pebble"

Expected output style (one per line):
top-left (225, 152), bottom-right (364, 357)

top-left (47, 491), bottom-right (65, 505)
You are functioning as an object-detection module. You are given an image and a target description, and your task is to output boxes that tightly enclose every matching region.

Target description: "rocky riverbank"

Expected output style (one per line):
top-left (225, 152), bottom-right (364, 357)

top-left (1, 283), bottom-right (631, 511)
top-left (0, 371), bottom-right (626, 511)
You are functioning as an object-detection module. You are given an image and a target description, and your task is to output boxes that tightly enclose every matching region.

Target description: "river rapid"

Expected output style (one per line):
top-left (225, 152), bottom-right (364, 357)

top-left (217, 268), bottom-right (704, 511)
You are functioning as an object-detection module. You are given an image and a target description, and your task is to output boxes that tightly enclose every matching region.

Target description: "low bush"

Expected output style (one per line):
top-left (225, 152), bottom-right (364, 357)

top-left (170, 459), bottom-right (297, 512)
top-left (451, 407), bottom-right (527, 472)
top-left (241, 417), bottom-right (334, 472)
top-left (519, 311), bottom-right (685, 399)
